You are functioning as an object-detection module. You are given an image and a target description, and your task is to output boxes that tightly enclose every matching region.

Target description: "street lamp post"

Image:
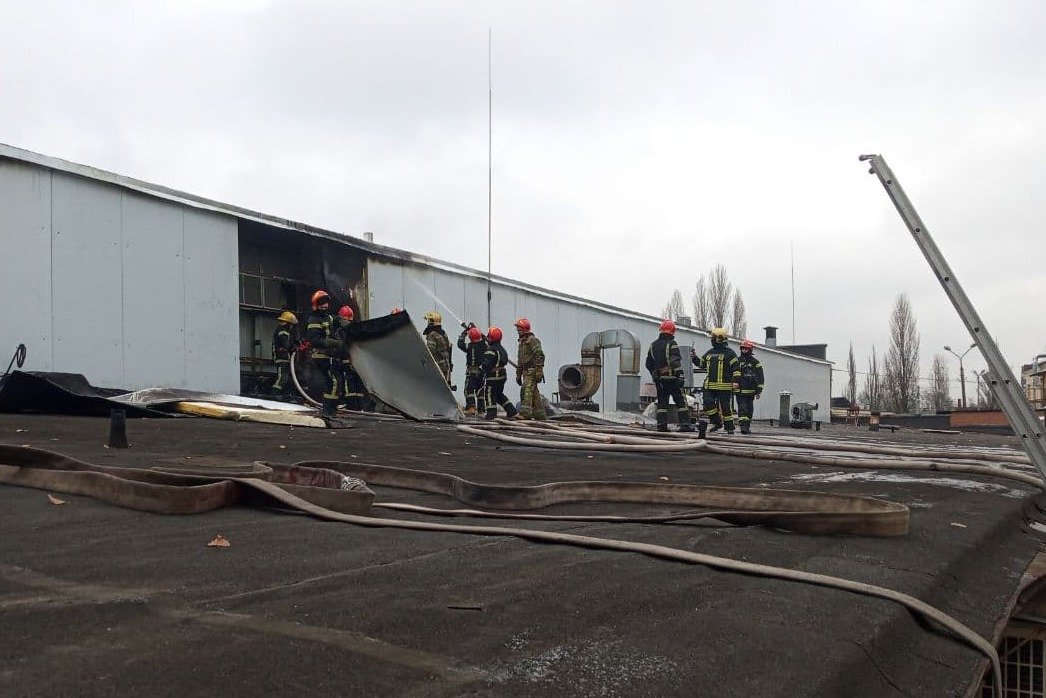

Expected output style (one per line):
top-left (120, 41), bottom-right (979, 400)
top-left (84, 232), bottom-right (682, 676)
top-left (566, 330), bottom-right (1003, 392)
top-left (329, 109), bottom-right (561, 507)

top-left (944, 343), bottom-right (977, 409)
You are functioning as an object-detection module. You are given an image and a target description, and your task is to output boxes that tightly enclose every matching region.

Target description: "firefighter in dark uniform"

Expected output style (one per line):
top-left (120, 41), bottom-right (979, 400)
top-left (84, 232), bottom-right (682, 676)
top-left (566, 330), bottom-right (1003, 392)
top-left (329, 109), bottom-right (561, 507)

top-left (335, 305), bottom-right (366, 411)
top-left (306, 290), bottom-right (342, 417)
top-left (271, 311), bottom-right (298, 399)
top-left (514, 317), bottom-right (547, 421)
top-left (692, 327), bottom-right (741, 434)
top-left (423, 311), bottom-right (453, 384)
top-left (457, 323), bottom-right (487, 416)
top-left (645, 319), bottom-right (695, 433)
top-left (481, 326), bottom-right (520, 420)
top-left (736, 338), bottom-right (764, 434)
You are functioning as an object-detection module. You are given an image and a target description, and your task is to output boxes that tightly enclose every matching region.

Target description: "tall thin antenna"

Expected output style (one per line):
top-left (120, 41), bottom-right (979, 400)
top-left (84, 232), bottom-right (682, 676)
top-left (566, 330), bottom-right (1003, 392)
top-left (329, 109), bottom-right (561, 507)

top-left (486, 27), bottom-right (493, 327)
top-left (790, 242), bottom-right (796, 343)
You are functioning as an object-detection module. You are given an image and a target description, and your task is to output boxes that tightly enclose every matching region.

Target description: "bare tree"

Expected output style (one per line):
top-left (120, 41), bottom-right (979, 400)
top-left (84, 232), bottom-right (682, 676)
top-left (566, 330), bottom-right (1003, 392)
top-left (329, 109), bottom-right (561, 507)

top-left (927, 354), bottom-right (952, 412)
top-left (731, 290), bottom-right (747, 339)
top-left (846, 343), bottom-right (857, 405)
top-left (708, 264), bottom-right (732, 328)
top-left (662, 289), bottom-right (685, 321)
top-left (692, 276), bottom-right (711, 329)
top-left (883, 293), bottom-right (921, 413)
top-left (860, 345), bottom-right (884, 411)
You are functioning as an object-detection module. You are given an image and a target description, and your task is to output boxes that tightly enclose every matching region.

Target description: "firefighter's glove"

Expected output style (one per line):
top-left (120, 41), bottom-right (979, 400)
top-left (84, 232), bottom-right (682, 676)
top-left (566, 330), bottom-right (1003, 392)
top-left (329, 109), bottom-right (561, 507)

top-left (756, 392), bottom-right (762, 400)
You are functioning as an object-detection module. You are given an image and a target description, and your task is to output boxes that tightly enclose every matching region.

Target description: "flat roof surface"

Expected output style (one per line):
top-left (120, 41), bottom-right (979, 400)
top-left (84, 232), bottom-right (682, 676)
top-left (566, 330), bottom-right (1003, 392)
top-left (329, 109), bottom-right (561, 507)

top-left (0, 414), bottom-right (1041, 697)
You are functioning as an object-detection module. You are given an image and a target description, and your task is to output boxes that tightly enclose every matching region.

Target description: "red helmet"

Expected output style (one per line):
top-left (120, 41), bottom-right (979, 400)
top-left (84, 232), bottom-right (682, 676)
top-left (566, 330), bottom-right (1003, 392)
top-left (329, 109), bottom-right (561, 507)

top-left (659, 319), bottom-right (676, 335)
top-left (338, 305), bottom-right (354, 321)
top-left (514, 317), bottom-right (531, 333)
top-left (487, 326), bottom-right (503, 342)
top-left (740, 338), bottom-right (755, 351)
top-left (467, 326), bottom-right (483, 342)
top-left (311, 290), bottom-right (331, 310)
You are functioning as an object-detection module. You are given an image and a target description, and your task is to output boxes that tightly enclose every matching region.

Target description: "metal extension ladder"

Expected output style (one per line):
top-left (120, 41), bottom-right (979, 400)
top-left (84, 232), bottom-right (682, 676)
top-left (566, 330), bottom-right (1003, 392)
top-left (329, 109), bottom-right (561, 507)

top-left (859, 154), bottom-right (1046, 482)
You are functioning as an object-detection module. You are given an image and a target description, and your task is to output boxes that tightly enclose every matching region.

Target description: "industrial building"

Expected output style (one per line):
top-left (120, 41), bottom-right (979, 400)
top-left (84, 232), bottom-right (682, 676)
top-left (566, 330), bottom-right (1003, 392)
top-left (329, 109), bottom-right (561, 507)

top-left (0, 143), bottom-right (830, 420)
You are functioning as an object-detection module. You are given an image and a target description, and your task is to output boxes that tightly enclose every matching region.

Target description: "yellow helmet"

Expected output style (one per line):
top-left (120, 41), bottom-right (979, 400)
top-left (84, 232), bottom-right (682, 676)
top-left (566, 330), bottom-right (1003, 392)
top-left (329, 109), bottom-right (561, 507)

top-left (424, 310), bottom-right (442, 325)
top-left (278, 311), bottom-right (298, 325)
top-left (711, 327), bottom-right (727, 342)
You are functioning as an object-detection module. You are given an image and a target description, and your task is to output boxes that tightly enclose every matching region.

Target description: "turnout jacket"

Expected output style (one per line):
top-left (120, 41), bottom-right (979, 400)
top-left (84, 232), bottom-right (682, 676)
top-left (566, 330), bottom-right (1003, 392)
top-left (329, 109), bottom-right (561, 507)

top-left (333, 321), bottom-right (354, 364)
top-left (645, 333), bottom-right (684, 380)
top-left (738, 352), bottom-right (764, 395)
top-left (481, 340), bottom-right (510, 380)
top-left (517, 333), bottom-right (545, 380)
top-left (424, 326), bottom-right (452, 371)
top-left (457, 330), bottom-right (488, 373)
top-left (272, 325), bottom-right (294, 363)
top-left (306, 311), bottom-right (338, 359)
top-left (694, 342), bottom-right (741, 391)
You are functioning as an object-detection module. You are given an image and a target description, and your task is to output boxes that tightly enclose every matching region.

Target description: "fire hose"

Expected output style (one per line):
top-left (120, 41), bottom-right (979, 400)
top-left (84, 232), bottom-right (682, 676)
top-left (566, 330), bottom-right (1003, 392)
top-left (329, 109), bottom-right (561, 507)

top-left (462, 421), bottom-right (1041, 491)
top-left (0, 443), bottom-right (1002, 692)
top-left (3, 343), bottom-right (27, 378)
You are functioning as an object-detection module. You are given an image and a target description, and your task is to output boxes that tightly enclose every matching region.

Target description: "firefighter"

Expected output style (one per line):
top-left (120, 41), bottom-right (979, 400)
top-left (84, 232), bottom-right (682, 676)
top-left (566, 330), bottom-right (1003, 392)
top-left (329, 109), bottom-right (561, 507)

top-left (423, 311), bottom-right (453, 384)
top-left (457, 323), bottom-right (487, 416)
top-left (305, 290), bottom-right (342, 417)
top-left (736, 338), bottom-right (764, 434)
top-left (692, 327), bottom-right (741, 434)
top-left (645, 319), bottom-right (695, 433)
top-left (481, 326), bottom-right (519, 420)
top-left (335, 305), bottom-right (366, 411)
top-left (271, 311), bottom-right (298, 400)
top-left (514, 317), bottom-right (547, 420)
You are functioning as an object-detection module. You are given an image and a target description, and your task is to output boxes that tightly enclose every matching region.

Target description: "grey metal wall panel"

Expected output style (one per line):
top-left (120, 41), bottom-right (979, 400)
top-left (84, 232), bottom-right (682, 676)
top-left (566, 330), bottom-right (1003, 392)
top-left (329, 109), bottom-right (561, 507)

top-left (121, 193), bottom-right (186, 388)
top-left (372, 259), bottom-right (831, 420)
top-left (184, 208), bottom-right (239, 393)
top-left (0, 161), bottom-right (52, 371)
top-left (51, 172), bottom-right (124, 386)
top-left (365, 261), bottom-right (403, 317)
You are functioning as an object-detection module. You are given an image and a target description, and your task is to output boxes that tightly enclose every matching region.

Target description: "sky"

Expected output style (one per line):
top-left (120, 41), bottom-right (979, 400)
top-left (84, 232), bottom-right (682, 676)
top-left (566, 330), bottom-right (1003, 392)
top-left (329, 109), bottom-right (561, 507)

top-left (2, 0), bottom-right (1044, 400)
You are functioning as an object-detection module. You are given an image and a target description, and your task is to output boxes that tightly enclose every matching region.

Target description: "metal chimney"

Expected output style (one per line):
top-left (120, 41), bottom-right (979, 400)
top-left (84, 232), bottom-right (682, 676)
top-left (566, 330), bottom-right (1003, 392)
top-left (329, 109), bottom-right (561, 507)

top-left (363, 231), bottom-right (374, 242)
top-left (676, 315), bottom-right (692, 327)
top-left (764, 326), bottom-right (778, 348)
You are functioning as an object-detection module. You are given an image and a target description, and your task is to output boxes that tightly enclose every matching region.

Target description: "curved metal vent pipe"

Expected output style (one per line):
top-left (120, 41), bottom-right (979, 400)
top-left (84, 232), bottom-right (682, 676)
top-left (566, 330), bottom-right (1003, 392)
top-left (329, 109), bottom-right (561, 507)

top-left (558, 329), bottom-right (640, 402)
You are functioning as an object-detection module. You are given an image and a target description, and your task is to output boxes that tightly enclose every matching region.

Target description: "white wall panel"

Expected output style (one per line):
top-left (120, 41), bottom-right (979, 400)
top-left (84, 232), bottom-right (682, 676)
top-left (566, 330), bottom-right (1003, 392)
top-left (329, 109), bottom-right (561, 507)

top-left (51, 172), bottom-right (123, 386)
top-left (0, 161), bottom-right (52, 370)
top-left (121, 192), bottom-right (186, 387)
top-left (184, 208), bottom-right (239, 393)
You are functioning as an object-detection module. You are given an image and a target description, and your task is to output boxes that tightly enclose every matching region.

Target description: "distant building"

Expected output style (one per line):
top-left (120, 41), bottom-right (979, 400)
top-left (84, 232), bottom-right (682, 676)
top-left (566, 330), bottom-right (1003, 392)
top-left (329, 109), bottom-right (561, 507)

top-left (1023, 356), bottom-right (1046, 409)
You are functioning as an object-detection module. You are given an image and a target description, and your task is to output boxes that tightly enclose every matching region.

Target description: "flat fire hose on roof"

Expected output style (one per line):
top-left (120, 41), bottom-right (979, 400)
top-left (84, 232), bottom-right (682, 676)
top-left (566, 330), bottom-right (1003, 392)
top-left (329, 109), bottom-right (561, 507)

top-left (0, 444), bottom-right (1000, 694)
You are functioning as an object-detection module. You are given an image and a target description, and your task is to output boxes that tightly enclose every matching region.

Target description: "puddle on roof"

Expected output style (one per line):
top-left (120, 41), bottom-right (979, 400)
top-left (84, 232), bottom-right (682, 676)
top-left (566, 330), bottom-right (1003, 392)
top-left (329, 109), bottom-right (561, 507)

top-left (790, 470), bottom-right (1029, 498)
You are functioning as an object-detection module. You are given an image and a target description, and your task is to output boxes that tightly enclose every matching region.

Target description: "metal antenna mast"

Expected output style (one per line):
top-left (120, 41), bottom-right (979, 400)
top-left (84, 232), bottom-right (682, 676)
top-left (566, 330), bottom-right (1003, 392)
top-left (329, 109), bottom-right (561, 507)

top-left (486, 28), bottom-right (493, 327)
top-left (859, 154), bottom-right (1046, 481)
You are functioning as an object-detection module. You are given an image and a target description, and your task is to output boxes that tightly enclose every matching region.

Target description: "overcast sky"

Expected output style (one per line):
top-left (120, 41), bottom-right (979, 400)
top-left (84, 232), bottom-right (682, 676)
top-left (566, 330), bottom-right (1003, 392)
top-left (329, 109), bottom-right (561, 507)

top-left (2, 0), bottom-right (1044, 399)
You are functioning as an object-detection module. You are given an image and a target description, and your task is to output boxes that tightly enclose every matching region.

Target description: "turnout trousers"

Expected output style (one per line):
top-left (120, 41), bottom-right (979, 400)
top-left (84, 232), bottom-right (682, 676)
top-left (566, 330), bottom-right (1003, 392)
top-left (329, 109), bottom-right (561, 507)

top-left (654, 376), bottom-right (693, 431)
top-left (702, 389), bottom-right (736, 432)
top-left (313, 357), bottom-right (340, 416)
top-left (464, 371), bottom-right (486, 413)
top-left (736, 393), bottom-right (756, 433)
top-left (484, 376), bottom-right (518, 419)
top-left (519, 375), bottom-right (547, 420)
top-left (340, 362), bottom-right (366, 411)
top-left (272, 360), bottom-right (291, 396)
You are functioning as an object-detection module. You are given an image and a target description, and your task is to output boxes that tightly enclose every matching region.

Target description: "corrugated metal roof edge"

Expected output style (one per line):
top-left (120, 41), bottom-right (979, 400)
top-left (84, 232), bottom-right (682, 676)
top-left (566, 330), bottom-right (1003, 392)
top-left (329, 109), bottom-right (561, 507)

top-left (0, 142), bottom-right (830, 366)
